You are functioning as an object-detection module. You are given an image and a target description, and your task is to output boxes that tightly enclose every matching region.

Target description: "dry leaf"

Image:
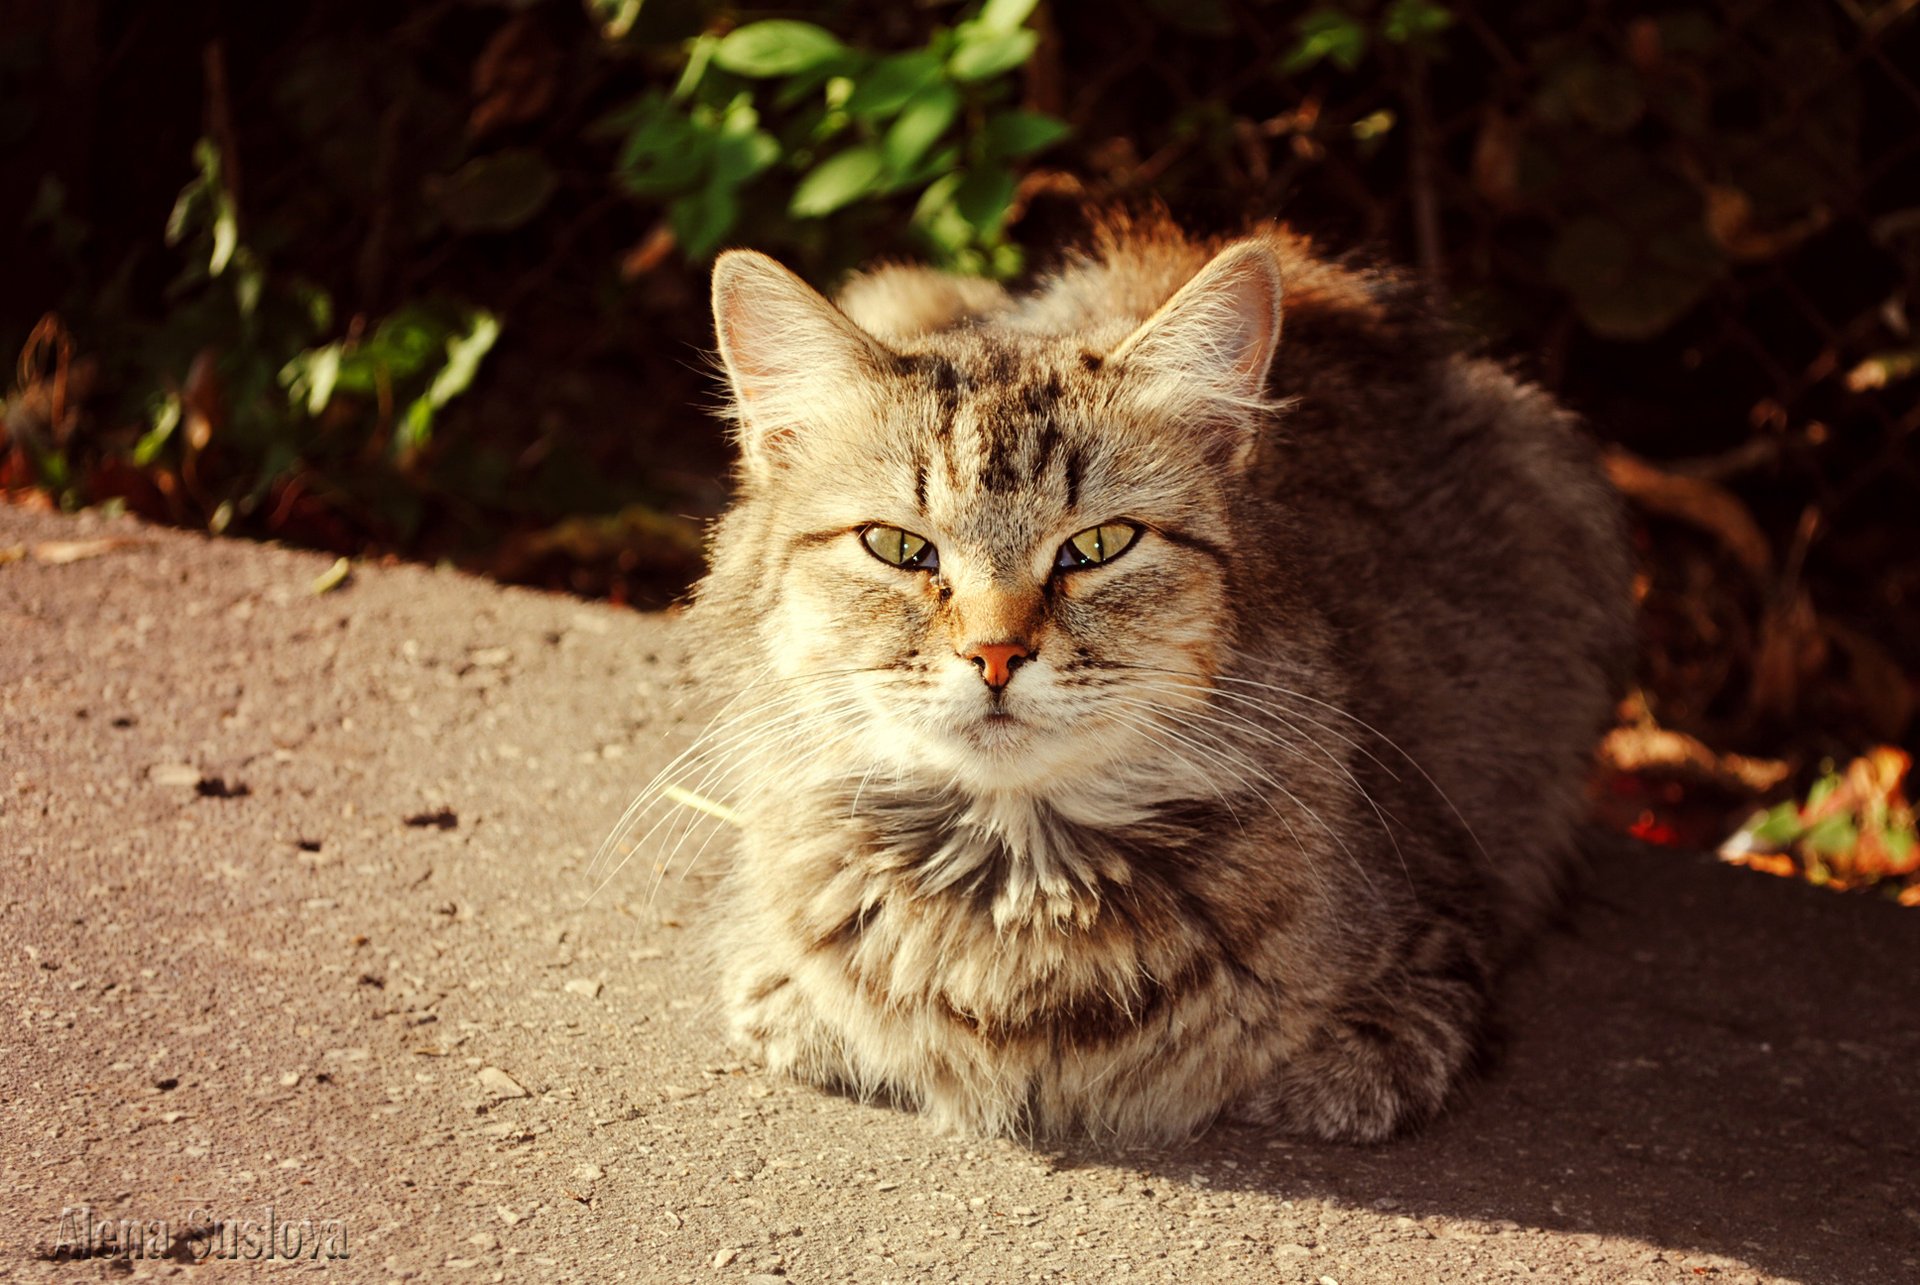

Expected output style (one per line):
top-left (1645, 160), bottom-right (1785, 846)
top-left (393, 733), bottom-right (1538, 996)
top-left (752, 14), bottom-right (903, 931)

top-left (1605, 449), bottom-right (1772, 580)
top-left (1704, 185), bottom-right (1828, 263)
top-left (311, 556), bottom-right (351, 595)
top-left (32, 537), bottom-right (142, 565)
top-left (1748, 589), bottom-right (1827, 724)
top-left (470, 14), bottom-right (559, 139)
top-left (1599, 695), bottom-right (1791, 794)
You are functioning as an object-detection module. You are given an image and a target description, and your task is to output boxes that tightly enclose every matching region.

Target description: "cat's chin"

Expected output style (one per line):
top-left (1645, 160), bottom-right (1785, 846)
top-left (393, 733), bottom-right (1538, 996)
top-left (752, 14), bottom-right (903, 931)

top-left (901, 711), bottom-right (1054, 781)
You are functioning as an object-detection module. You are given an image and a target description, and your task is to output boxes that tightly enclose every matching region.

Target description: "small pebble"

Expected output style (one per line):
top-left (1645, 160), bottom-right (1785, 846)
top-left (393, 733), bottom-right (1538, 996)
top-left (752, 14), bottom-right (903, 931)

top-left (563, 978), bottom-right (602, 999)
top-left (148, 763), bottom-right (200, 788)
top-left (477, 1067), bottom-right (528, 1100)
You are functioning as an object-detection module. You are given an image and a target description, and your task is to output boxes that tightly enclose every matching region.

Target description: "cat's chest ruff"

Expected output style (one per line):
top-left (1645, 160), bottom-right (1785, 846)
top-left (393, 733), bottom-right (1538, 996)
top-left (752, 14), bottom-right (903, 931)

top-left (867, 788), bottom-right (1157, 932)
top-left (759, 787), bottom-right (1245, 1047)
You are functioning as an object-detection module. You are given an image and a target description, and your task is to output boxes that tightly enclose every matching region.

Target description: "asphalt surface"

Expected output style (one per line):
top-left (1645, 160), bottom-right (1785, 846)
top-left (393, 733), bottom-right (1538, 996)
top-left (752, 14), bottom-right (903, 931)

top-left (2, 503), bottom-right (1916, 1284)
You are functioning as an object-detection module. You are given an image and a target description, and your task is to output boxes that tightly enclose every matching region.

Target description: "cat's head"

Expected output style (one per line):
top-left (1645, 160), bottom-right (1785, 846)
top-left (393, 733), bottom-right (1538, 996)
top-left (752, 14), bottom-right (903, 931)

top-left (703, 241), bottom-right (1285, 800)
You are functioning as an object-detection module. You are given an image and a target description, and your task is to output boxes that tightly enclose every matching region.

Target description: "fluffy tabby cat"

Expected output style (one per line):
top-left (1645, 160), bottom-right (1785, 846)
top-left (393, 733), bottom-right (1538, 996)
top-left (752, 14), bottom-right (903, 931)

top-left (610, 218), bottom-right (1630, 1144)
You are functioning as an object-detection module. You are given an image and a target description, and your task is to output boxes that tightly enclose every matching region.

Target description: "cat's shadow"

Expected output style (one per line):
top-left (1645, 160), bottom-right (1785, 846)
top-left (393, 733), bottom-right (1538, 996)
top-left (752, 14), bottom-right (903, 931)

top-left (1046, 835), bottom-right (1920, 1282)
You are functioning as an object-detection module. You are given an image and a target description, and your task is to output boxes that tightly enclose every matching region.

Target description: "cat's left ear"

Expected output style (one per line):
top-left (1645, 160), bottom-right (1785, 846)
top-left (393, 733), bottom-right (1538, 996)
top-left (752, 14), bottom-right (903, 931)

top-left (711, 250), bottom-right (893, 475)
top-left (1106, 240), bottom-right (1283, 467)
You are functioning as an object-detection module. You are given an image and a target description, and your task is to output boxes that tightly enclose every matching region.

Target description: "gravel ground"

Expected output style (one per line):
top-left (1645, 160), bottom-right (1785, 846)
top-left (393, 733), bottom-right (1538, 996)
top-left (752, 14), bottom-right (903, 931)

top-left (1, 504), bottom-right (1916, 1284)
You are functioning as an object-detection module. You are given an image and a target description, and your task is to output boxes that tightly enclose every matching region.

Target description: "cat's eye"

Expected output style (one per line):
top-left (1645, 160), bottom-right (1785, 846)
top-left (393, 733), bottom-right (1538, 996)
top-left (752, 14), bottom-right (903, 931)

top-left (1055, 522), bottom-right (1140, 570)
top-left (861, 525), bottom-right (939, 571)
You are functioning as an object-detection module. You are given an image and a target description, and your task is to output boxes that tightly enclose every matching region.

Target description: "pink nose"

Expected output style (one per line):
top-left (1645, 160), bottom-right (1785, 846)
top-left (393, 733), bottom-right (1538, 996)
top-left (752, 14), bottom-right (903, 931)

top-left (965, 641), bottom-right (1032, 690)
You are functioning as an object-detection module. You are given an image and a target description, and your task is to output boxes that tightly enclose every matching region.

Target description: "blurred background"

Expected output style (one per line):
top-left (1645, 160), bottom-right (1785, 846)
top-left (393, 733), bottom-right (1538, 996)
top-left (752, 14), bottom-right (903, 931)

top-left (4, 0), bottom-right (1917, 897)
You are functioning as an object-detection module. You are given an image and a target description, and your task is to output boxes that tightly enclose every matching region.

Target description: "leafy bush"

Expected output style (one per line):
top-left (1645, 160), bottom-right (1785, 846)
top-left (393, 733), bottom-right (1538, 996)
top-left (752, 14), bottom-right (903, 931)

top-left (604, 0), bottom-right (1065, 273)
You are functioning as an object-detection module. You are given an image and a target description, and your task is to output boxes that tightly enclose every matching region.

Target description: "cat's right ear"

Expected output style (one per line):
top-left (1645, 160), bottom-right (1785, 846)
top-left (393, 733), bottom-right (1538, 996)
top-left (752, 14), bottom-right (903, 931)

top-left (711, 251), bottom-right (892, 475)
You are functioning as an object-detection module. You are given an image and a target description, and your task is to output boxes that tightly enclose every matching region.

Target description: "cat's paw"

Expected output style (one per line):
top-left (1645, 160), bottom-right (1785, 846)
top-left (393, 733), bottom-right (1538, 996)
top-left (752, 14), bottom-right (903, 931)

top-left (724, 968), bottom-right (853, 1090)
top-left (1242, 1000), bottom-right (1480, 1143)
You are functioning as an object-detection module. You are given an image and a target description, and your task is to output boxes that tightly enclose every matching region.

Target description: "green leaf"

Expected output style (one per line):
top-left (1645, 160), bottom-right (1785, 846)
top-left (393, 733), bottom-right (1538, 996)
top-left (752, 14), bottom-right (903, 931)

top-left (398, 397), bottom-right (435, 455)
top-left (1748, 802), bottom-right (1804, 848)
top-left (883, 84), bottom-right (961, 173)
top-left (428, 149), bottom-right (557, 233)
top-left (671, 33), bottom-right (718, 101)
top-left (1382, 0), bottom-right (1454, 45)
top-left (133, 395), bottom-right (181, 467)
top-left (790, 145), bottom-right (887, 217)
top-left (395, 311), bottom-right (500, 455)
top-left (424, 312), bottom-right (500, 411)
top-left (949, 25), bottom-right (1037, 82)
top-left (1803, 813), bottom-right (1858, 858)
top-left (283, 342), bottom-right (343, 416)
top-left (1281, 9), bottom-right (1368, 75)
top-left (232, 249), bottom-right (264, 320)
top-left (209, 201), bottom-right (237, 276)
top-left (711, 101), bottom-right (780, 187)
top-left (977, 0), bottom-right (1039, 33)
top-left (670, 184), bottom-right (740, 259)
top-left (615, 98), bottom-right (711, 197)
top-left (844, 50), bottom-right (945, 119)
top-left (954, 166), bottom-right (1017, 237)
top-left (981, 109), bottom-right (1069, 159)
top-left (712, 21), bottom-right (846, 78)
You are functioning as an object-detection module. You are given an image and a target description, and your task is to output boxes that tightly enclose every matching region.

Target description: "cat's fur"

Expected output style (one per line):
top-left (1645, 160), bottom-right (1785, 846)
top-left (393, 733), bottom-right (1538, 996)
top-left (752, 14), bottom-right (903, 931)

top-left (655, 217), bottom-right (1630, 1144)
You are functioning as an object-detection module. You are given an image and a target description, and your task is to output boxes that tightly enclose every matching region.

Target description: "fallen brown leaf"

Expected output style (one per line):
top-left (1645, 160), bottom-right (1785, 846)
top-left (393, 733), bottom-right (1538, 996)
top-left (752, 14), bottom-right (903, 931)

top-left (1600, 694), bottom-right (1791, 794)
top-left (470, 14), bottom-right (558, 139)
top-left (31, 537), bottom-right (143, 565)
top-left (1605, 449), bottom-right (1773, 580)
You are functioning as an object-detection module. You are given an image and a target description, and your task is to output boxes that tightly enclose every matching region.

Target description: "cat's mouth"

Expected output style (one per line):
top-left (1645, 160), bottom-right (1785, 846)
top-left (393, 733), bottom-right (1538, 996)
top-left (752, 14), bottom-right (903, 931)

top-left (953, 706), bottom-right (1036, 754)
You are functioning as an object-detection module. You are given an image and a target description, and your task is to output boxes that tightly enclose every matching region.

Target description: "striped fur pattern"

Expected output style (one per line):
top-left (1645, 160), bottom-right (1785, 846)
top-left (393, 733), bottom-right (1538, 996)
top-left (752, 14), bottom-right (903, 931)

top-left (668, 218), bottom-right (1631, 1144)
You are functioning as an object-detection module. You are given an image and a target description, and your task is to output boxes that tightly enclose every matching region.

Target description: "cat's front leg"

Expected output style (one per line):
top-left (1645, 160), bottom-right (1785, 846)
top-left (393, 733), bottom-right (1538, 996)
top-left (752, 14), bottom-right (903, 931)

top-left (1242, 969), bottom-right (1487, 1143)
top-left (723, 966), bottom-right (832, 1082)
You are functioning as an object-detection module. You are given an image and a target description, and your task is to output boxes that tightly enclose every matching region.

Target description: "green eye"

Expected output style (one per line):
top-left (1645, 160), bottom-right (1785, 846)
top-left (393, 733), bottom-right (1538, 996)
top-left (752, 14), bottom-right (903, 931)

top-left (1057, 522), bottom-right (1139, 570)
top-left (861, 525), bottom-right (939, 570)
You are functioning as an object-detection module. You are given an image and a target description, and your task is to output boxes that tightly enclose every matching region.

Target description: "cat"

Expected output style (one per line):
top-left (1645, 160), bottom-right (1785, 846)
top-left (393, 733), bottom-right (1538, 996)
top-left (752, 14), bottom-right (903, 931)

top-left (611, 215), bottom-right (1632, 1145)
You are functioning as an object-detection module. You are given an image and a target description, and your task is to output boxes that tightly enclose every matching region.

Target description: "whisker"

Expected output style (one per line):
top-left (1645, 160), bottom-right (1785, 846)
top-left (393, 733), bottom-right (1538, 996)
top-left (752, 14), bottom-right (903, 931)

top-left (1100, 698), bottom-right (1361, 899)
top-left (1120, 679), bottom-right (1415, 893)
top-left (587, 686), bottom-right (869, 905)
top-left (590, 663), bottom-right (885, 870)
top-left (1105, 661), bottom-right (1484, 868)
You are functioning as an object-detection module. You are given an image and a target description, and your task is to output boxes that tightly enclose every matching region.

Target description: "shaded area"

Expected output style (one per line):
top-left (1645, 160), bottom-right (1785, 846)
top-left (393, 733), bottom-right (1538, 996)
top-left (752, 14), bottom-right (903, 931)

top-left (1161, 833), bottom-right (1920, 1284)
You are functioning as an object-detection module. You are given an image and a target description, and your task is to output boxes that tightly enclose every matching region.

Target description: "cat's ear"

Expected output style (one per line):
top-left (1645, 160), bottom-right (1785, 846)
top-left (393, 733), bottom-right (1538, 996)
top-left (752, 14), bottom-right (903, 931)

top-left (1106, 241), bottom-right (1283, 466)
top-left (711, 250), bottom-right (893, 473)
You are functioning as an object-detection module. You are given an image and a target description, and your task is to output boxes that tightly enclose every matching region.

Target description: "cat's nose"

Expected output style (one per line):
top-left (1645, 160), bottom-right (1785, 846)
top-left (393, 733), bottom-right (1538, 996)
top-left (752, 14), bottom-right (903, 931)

top-left (964, 641), bottom-right (1032, 691)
